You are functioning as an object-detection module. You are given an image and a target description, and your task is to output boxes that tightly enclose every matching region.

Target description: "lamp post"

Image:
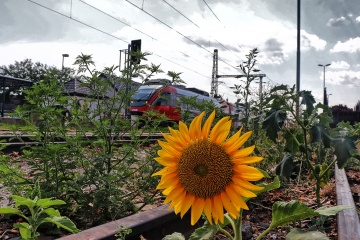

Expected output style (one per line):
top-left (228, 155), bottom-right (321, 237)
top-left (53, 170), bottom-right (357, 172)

top-left (61, 54), bottom-right (69, 84)
top-left (318, 63), bottom-right (331, 105)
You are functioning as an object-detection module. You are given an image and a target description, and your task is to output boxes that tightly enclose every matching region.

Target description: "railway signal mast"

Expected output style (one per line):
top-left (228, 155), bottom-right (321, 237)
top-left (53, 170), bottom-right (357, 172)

top-left (211, 49), bottom-right (266, 98)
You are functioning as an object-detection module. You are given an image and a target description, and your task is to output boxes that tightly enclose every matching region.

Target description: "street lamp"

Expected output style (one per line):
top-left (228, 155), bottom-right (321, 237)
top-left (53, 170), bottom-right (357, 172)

top-left (318, 63), bottom-right (331, 105)
top-left (61, 54), bottom-right (69, 84)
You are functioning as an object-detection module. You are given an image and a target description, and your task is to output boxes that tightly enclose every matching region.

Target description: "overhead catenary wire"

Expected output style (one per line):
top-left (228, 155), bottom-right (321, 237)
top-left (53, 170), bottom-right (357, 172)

top-left (26, 0), bottom-right (212, 80)
top-left (125, 0), bottom-right (238, 71)
top-left (77, 0), bottom-right (217, 74)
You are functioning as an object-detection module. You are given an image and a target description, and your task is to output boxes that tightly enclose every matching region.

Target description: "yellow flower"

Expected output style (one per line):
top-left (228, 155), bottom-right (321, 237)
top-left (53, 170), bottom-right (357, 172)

top-left (153, 111), bottom-right (264, 225)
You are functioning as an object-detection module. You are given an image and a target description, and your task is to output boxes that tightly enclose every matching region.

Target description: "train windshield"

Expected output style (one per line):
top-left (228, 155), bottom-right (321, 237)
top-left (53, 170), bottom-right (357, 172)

top-left (131, 85), bottom-right (162, 107)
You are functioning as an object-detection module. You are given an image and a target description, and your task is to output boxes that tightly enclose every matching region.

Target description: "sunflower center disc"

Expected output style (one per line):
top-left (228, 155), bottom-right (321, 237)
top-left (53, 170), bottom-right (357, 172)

top-left (178, 140), bottom-right (234, 198)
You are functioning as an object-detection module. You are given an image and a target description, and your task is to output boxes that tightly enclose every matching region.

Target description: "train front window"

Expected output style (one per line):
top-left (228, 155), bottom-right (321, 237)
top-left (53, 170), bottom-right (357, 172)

top-left (131, 85), bottom-right (161, 107)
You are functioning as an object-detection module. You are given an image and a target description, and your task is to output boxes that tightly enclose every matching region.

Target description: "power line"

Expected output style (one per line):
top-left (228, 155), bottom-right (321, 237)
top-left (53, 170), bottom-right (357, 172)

top-left (162, 0), bottom-right (200, 28)
top-left (203, 0), bottom-right (221, 22)
top-left (125, 0), bottom-right (238, 71)
top-left (27, 0), bottom-right (128, 44)
top-left (76, 0), bottom-right (214, 71)
top-left (26, 0), bottom-right (211, 80)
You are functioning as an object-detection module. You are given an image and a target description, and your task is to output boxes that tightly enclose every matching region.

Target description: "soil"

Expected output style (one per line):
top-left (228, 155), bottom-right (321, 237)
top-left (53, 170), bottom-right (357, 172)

top-left (0, 147), bottom-right (351, 240)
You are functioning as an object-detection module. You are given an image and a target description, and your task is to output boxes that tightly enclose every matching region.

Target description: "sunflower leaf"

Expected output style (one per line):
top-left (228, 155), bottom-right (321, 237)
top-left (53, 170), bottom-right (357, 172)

top-left (162, 232), bottom-right (186, 240)
top-left (332, 136), bottom-right (357, 169)
top-left (262, 108), bottom-right (286, 142)
top-left (244, 176), bottom-right (281, 202)
top-left (285, 228), bottom-right (329, 240)
top-left (269, 200), bottom-right (319, 229)
top-left (189, 220), bottom-right (218, 240)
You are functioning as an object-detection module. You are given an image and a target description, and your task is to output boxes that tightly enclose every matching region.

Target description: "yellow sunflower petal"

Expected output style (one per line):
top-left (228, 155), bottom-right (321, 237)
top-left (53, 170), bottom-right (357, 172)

top-left (201, 111), bottom-right (215, 139)
top-left (174, 190), bottom-right (187, 214)
top-left (232, 184), bottom-right (257, 198)
top-left (154, 157), bottom-right (177, 167)
top-left (226, 187), bottom-right (249, 210)
top-left (226, 131), bottom-right (252, 154)
top-left (232, 156), bottom-right (264, 165)
top-left (212, 120), bottom-right (232, 145)
top-left (233, 178), bottom-right (263, 191)
top-left (220, 191), bottom-right (239, 219)
top-left (189, 112), bottom-right (205, 140)
top-left (230, 145), bottom-right (255, 158)
top-left (225, 184), bottom-right (245, 211)
top-left (203, 198), bottom-right (213, 224)
top-left (168, 128), bottom-right (190, 147)
top-left (179, 121), bottom-right (191, 142)
top-left (222, 128), bottom-right (241, 149)
top-left (152, 166), bottom-right (177, 176)
top-left (191, 198), bottom-right (205, 225)
top-left (233, 165), bottom-right (264, 181)
top-left (180, 194), bottom-right (195, 218)
top-left (162, 134), bottom-right (185, 151)
top-left (157, 175), bottom-right (179, 189)
top-left (164, 186), bottom-right (185, 204)
top-left (209, 116), bottom-right (230, 144)
top-left (212, 194), bottom-right (224, 224)
top-left (158, 140), bottom-right (180, 155)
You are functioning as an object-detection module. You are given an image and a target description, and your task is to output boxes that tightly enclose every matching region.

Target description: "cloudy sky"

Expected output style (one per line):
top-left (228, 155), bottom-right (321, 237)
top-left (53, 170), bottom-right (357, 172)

top-left (1, 0), bottom-right (360, 108)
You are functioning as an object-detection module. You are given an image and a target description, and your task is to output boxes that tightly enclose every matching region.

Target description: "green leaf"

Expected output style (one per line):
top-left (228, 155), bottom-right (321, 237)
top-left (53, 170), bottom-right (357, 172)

top-left (275, 155), bottom-right (296, 179)
top-left (244, 176), bottom-right (281, 203)
top-left (14, 222), bottom-right (35, 240)
top-left (309, 125), bottom-right (332, 148)
top-left (0, 207), bottom-right (23, 216)
top-left (270, 84), bottom-right (288, 93)
top-left (36, 198), bottom-right (66, 208)
top-left (315, 205), bottom-right (353, 216)
top-left (332, 136), bottom-right (356, 168)
top-left (162, 232), bottom-right (186, 240)
top-left (42, 208), bottom-right (61, 217)
top-left (300, 91), bottom-right (316, 116)
top-left (284, 132), bottom-right (303, 154)
top-left (262, 109), bottom-right (286, 142)
top-left (43, 216), bottom-right (79, 233)
top-left (285, 228), bottom-right (329, 240)
top-left (189, 220), bottom-right (218, 240)
top-left (270, 200), bottom-right (319, 229)
top-left (11, 195), bottom-right (36, 209)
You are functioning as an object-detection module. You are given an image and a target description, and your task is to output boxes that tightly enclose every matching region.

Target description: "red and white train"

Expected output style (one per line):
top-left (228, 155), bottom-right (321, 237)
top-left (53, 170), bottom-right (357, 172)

top-left (130, 79), bottom-right (241, 127)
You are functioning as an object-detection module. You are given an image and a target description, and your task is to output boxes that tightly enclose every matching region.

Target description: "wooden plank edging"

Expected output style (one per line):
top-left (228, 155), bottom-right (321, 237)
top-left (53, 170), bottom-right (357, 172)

top-left (335, 165), bottom-right (360, 240)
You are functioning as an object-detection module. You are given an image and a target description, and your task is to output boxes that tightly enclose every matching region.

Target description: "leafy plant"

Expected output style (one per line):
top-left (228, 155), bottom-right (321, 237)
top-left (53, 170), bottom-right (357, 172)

top-left (262, 84), bottom-right (357, 206)
top-left (0, 195), bottom-right (79, 240)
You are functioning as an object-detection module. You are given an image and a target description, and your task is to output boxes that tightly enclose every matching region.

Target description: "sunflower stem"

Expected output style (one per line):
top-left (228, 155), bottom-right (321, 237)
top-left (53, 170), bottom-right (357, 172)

top-left (234, 209), bottom-right (243, 240)
top-left (218, 225), bottom-right (235, 240)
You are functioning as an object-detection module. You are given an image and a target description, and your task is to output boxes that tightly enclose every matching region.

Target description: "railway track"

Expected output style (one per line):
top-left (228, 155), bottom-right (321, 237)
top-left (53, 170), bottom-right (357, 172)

top-left (0, 132), bottom-right (164, 152)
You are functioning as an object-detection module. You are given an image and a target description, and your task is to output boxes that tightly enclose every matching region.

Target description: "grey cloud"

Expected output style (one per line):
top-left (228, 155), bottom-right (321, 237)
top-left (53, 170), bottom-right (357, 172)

top-left (326, 16), bottom-right (350, 27)
top-left (184, 37), bottom-right (241, 53)
top-left (263, 38), bottom-right (284, 59)
top-left (340, 74), bottom-right (360, 87)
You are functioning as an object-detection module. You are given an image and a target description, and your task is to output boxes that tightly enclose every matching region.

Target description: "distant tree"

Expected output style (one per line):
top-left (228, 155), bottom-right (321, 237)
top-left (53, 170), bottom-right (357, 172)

top-left (355, 101), bottom-right (360, 112)
top-left (331, 104), bottom-right (353, 112)
top-left (0, 58), bottom-right (75, 83)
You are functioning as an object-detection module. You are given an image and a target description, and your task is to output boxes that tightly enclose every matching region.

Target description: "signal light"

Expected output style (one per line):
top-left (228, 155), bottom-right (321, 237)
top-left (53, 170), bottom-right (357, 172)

top-left (131, 39), bottom-right (141, 64)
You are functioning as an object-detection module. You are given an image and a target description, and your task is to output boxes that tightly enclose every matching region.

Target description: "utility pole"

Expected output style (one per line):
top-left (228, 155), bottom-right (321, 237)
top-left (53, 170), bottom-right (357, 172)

top-left (211, 49), bottom-right (219, 97)
top-left (211, 49), bottom-right (265, 98)
top-left (119, 39), bottom-right (142, 120)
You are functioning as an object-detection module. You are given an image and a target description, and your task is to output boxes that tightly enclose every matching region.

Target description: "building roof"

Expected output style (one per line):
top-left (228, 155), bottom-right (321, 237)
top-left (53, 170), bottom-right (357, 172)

top-left (0, 75), bottom-right (34, 87)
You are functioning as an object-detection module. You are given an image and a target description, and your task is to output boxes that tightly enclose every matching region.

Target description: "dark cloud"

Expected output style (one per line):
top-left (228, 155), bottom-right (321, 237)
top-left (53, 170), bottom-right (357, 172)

top-left (183, 36), bottom-right (241, 53)
top-left (0, 0), bottom-right (68, 43)
top-left (327, 16), bottom-right (350, 27)
top-left (262, 38), bottom-right (284, 59)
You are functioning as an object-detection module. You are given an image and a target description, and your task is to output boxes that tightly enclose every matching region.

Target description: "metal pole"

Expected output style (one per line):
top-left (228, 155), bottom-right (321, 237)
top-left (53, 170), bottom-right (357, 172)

top-left (323, 66), bottom-right (325, 105)
top-left (296, 0), bottom-right (301, 116)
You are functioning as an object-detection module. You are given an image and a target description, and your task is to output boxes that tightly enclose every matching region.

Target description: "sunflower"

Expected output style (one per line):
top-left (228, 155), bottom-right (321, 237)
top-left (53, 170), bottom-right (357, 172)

top-left (153, 111), bottom-right (264, 225)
